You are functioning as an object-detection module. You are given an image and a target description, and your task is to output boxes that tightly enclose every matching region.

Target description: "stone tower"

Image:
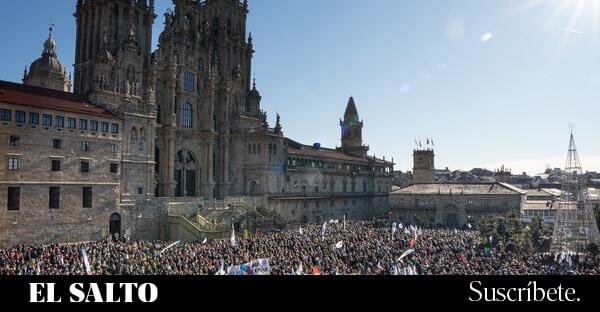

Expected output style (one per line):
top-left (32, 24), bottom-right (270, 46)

top-left (23, 26), bottom-right (71, 92)
top-left (340, 97), bottom-right (369, 157)
top-left (73, 0), bottom-right (157, 203)
top-left (413, 149), bottom-right (435, 184)
top-left (154, 0), bottom-right (265, 199)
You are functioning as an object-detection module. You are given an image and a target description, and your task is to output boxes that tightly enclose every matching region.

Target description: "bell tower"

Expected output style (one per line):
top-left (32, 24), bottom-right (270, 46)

top-left (413, 148), bottom-right (435, 184)
top-left (73, 0), bottom-right (156, 103)
top-left (74, 0), bottom-right (158, 203)
top-left (340, 97), bottom-right (369, 158)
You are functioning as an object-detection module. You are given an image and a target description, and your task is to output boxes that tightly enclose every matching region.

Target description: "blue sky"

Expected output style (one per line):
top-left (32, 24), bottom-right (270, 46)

top-left (1, 0), bottom-right (600, 174)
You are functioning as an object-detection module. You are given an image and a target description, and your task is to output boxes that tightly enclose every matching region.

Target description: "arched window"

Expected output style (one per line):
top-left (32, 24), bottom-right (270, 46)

top-left (184, 72), bottom-right (194, 92)
top-left (139, 128), bottom-right (145, 151)
top-left (156, 103), bottom-right (161, 124)
top-left (181, 102), bottom-right (193, 128)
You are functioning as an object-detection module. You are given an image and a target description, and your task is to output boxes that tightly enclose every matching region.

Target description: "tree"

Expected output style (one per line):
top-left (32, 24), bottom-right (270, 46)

top-left (529, 215), bottom-right (547, 252)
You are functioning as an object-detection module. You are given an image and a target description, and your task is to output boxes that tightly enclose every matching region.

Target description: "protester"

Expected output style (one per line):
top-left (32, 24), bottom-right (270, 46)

top-left (0, 220), bottom-right (598, 275)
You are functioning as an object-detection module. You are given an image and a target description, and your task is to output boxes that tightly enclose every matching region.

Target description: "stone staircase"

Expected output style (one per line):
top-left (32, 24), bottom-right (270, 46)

top-left (165, 197), bottom-right (289, 242)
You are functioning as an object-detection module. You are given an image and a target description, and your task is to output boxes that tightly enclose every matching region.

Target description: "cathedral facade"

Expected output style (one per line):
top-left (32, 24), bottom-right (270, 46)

top-left (0, 0), bottom-right (394, 247)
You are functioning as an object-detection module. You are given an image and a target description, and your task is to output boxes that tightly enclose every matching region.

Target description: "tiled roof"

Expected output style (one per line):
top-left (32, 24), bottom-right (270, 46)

top-left (0, 80), bottom-right (118, 119)
top-left (285, 138), bottom-right (390, 165)
top-left (392, 182), bottom-right (526, 195)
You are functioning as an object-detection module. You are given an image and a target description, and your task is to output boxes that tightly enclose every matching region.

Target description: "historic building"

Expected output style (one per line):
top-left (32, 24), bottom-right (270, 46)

top-left (390, 148), bottom-right (525, 227)
top-left (0, 0), bottom-right (393, 247)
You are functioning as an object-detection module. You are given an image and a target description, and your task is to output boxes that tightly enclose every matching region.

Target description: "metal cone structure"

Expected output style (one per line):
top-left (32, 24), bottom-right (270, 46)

top-left (551, 129), bottom-right (600, 253)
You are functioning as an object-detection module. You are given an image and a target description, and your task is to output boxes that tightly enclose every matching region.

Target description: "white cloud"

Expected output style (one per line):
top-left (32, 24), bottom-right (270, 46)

top-left (481, 32), bottom-right (493, 42)
top-left (560, 27), bottom-right (584, 34)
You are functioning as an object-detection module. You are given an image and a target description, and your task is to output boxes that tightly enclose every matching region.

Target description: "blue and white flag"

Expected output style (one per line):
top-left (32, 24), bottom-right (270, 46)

top-left (397, 248), bottom-right (415, 262)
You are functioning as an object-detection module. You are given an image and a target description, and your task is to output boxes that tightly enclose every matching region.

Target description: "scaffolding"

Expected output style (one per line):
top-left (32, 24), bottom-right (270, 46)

top-left (551, 130), bottom-right (600, 253)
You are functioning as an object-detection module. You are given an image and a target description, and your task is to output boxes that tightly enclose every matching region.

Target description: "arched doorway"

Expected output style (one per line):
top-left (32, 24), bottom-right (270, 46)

top-left (109, 213), bottom-right (121, 236)
top-left (175, 150), bottom-right (197, 197)
top-left (248, 181), bottom-right (259, 196)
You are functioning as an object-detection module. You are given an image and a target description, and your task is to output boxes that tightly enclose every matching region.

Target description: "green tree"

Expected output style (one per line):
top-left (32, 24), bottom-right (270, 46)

top-left (529, 215), bottom-right (546, 251)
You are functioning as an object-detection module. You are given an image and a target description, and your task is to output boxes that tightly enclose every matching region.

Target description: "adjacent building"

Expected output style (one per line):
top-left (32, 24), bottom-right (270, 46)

top-left (390, 148), bottom-right (525, 227)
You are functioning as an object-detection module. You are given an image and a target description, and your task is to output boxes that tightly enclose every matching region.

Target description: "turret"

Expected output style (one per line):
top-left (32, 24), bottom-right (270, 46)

top-left (340, 97), bottom-right (369, 157)
top-left (413, 148), bottom-right (435, 184)
top-left (23, 26), bottom-right (71, 92)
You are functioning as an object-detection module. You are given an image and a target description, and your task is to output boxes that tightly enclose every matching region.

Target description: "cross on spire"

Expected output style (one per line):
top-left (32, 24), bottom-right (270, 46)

top-left (48, 18), bottom-right (55, 38)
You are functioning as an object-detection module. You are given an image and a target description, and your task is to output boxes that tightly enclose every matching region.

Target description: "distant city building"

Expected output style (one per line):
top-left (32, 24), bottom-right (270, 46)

top-left (390, 147), bottom-right (526, 227)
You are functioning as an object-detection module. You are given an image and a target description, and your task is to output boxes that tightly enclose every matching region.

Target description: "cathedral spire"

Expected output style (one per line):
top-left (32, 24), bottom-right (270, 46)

top-left (340, 96), bottom-right (368, 157)
top-left (43, 22), bottom-right (57, 57)
top-left (344, 96), bottom-right (360, 123)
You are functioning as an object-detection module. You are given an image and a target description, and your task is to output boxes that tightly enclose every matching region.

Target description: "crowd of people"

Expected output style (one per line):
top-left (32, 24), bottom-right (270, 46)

top-left (0, 220), bottom-right (598, 275)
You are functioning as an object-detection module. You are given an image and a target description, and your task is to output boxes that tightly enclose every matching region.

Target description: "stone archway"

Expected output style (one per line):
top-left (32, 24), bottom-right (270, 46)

top-left (109, 213), bottom-right (121, 236)
top-left (175, 150), bottom-right (198, 197)
top-left (248, 180), bottom-right (259, 196)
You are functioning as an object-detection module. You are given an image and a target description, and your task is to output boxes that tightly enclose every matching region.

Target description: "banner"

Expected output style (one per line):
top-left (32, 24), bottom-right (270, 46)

top-left (227, 259), bottom-right (271, 275)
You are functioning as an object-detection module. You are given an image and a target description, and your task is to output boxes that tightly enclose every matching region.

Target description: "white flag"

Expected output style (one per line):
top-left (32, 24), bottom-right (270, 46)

top-left (399, 223), bottom-right (403, 229)
top-left (343, 215), bottom-right (346, 232)
top-left (335, 241), bottom-right (344, 249)
top-left (36, 260), bottom-right (41, 275)
top-left (231, 224), bottom-right (237, 247)
top-left (321, 222), bottom-right (327, 240)
top-left (215, 261), bottom-right (226, 275)
top-left (489, 236), bottom-right (493, 244)
top-left (159, 241), bottom-right (181, 255)
top-left (299, 227), bottom-right (304, 235)
top-left (202, 237), bottom-right (208, 244)
top-left (467, 223), bottom-right (472, 229)
top-left (296, 262), bottom-right (303, 275)
top-left (81, 248), bottom-right (92, 275)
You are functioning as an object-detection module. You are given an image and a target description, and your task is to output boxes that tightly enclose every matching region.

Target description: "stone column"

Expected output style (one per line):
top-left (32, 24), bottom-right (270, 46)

top-left (159, 125), bottom-right (176, 197)
top-left (200, 140), bottom-right (214, 200)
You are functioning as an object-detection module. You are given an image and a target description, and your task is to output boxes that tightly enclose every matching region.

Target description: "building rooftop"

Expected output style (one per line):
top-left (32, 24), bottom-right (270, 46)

top-left (392, 182), bottom-right (527, 195)
top-left (0, 80), bottom-right (118, 119)
top-left (285, 138), bottom-right (391, 165)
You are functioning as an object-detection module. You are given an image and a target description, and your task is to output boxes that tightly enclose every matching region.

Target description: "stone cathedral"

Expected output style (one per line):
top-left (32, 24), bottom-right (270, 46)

top-left (0, 0), bottom-right (394, 247)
